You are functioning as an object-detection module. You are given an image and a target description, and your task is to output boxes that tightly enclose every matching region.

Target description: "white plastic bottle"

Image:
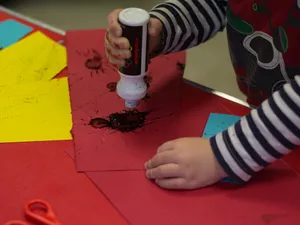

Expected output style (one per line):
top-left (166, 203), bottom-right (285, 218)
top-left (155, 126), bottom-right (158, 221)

top-left (117, 8), bottom-right (150, 108)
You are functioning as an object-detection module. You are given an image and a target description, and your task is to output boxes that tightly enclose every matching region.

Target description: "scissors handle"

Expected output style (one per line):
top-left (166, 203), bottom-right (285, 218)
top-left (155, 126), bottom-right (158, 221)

top-left (24, 199), bottom-right (61, 225)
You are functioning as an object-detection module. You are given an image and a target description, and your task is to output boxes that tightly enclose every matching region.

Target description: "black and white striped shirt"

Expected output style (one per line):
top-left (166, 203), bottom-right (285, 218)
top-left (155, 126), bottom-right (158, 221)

top-left (149, 0), bottom-right (300, 184)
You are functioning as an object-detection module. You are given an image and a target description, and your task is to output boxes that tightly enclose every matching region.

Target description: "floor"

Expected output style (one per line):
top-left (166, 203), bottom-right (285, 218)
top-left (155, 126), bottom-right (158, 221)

top-left (2, 0), bottom-right (246, 100)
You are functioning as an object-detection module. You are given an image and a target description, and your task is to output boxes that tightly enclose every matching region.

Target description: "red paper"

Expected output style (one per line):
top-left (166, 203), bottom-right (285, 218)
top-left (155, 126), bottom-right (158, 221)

top-left (88, 166), bottom-right (300, 225)
top-left (65, 146), bottom-right (300, 225)
top-left (66, 29), bottom-right (186, 172)
top-left (64, 83), bottom-right (300, 225)
top-left (0, 141), bottom-right (128, 225)
top-left (65, 82), bottom-right (300, 225)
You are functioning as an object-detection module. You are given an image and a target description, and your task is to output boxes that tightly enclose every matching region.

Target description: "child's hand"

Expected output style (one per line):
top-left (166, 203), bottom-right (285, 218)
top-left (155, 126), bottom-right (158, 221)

top-left (145, 137), bottom-right (228, 190)
top-left (105, 9), bottom-right (163, 68)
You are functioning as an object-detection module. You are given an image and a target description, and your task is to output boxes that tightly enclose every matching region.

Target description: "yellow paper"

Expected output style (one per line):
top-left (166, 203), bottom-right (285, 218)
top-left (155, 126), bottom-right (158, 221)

top-left (0, 77), bottom-right (72, 143)
top-left (0, 31), bottom-right (66, 86)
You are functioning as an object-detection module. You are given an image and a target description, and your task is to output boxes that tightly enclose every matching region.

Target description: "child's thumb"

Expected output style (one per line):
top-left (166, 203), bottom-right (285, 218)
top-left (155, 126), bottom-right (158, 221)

top-left (148, 18), bottom-right (162, 37)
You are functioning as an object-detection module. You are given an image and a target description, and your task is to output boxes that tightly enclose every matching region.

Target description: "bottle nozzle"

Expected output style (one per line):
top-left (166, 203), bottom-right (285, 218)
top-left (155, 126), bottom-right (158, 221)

top-left (125, 100), bottom-right (138, 109)
top-left (117, 73), bottom-right (147, 109)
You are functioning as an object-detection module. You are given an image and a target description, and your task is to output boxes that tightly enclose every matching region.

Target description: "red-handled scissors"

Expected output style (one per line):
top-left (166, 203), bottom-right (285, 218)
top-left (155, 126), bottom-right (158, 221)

top-left (4, 199), bottom-right (62, 225)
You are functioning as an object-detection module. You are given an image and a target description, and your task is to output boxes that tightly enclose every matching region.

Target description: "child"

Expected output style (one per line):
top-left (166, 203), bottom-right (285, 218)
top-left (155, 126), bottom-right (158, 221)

top-left (105, 0), bottom-right (300, 190)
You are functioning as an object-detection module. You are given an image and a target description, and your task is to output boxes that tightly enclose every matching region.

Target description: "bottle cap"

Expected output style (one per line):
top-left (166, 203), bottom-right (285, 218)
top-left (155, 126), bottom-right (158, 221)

top-left (119, 8), bottom-right (150, 26)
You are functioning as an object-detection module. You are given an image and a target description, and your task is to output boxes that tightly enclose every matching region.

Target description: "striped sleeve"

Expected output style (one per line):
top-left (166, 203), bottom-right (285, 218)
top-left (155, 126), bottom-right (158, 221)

top-left (210, 76), bottom-right (300, 184)
top-left (149, 0), bottom-right (227, 54)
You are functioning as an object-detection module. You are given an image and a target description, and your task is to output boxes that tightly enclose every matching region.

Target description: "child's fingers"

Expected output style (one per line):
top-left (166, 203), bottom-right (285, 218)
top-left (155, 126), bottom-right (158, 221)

top-left (107, 9), bottom-right (123, 37)
top-left (157, 140), bottom-right (176, 152)
top-left (108, 56), bottom-right (125, 68)
top-left (105, 39), bottom-right (131, 59)
top-left (105, 48), bottom-right (125, 68)
top-left (155, 178), bottom-right (187, 189)
top-left (146, 163), bottom-right (181, 179)
top-left (148, 18), bottom-right (162, 37)
top-left (144, 150), bottom-right (178, 169)
top-left (114, 37), bottom-right (130, 49)
top-left (106, 9), bottom-right (130, 49)
top-left (107, 30), bottom-right (130, 49)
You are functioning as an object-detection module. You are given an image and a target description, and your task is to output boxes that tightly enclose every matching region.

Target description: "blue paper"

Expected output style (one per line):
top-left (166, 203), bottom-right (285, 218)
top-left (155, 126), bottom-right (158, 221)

top-left (0, 19), bottom-right (33, 49)
top-left (202, 113), bottom-right (242, 184)
top-left (202, 113), bottom-right (241, 138)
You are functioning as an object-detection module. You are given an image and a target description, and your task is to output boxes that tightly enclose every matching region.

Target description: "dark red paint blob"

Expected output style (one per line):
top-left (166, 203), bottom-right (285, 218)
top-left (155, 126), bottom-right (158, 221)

top-left (85, 51), bottom-right (102, 70)
top-left (176, 62), bottom-right (185, 72)
top-left (106, 82), bottom-right (117, 92)
top-left (144, 75), bottom-right (152, 89)
top-left (142, 93), bottom-right (151, 101)
top-left (88, 109), bottom-right (151, 133)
